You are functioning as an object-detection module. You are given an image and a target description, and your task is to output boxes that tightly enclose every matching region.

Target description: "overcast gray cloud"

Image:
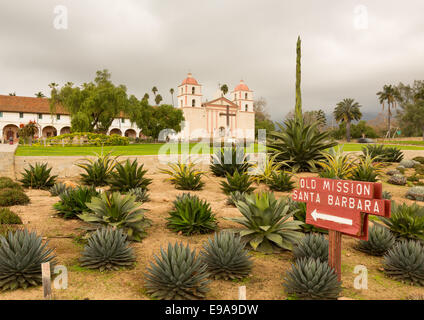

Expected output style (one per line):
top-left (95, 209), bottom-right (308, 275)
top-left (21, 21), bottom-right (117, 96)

top-left (1, 0), bottom-right (423, 121)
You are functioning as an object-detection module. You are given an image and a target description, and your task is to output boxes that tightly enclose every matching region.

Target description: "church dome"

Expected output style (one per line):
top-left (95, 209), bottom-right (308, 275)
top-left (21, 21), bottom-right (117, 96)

top-left (181, 73), bottom-right (199, 86)
top-left (234, 80), bottom-right (250, 91)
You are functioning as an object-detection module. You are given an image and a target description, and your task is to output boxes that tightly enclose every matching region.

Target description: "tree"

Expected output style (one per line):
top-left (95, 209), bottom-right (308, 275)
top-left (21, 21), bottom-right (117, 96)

top-left (49, 69), bottom-right (133, 133)
top-left (155, 94), bottom-right (163, 106)
top-left (152, 86), bottom-right (158, 97)
top-left (400, 100), bottom-right (424, 140)
top-left (395, 81), bottom-right (424, 136)
top-left (220, 84), bottom-right (228, 96)
top-left (8, 92), bottom-right (16, 96)
top-left (253, 97), bottom-right (270, 121)
top-left (170, 88), bottom-right (175, 107)
top-left (333, 98), bottom-right (362, 142)
top-left (295, 36), bottom-right (302, 122)
top-left (35, 92), bottom-right (45, 98)
top-left (142, 93), bottom-right (149, 103)
top-left (303, 110), bottom-right (326, 130)
top-left (376, 84), bottom-right (401, 135)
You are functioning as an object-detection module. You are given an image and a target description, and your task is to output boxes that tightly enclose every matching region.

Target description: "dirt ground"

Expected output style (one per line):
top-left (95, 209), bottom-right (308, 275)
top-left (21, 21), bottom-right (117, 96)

top-left (2, 161), bottom-right (424, 300)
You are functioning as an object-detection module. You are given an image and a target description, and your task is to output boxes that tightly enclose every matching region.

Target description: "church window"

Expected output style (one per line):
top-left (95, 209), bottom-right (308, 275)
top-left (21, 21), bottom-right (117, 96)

top-left (57, 114), bottom-right (60, 120)
top-left (181, 100), bottom-right (183, 107)
top-left (245, 93), bottom-right (248, 99)
top-left (0, 112), bottom-right (2, 117)
top-left (181, 88), bottom-right (183, 95)
top-left (38, 114), bottom-right (43, 120)
top-left (192, 99), bottom-right (196, 107)
top-left (192, 87), bottom-right (195, 94)
top-left (245, 105), bottom-right (248, 111)
top-left (121, 118), bottom-right (125, 124)
top-left (19, 112), bottom-right (24, 118)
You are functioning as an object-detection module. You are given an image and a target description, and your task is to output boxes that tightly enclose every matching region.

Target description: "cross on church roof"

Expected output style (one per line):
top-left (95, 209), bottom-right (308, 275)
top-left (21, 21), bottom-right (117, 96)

top-left (219, 105), bottom-right (236, 127)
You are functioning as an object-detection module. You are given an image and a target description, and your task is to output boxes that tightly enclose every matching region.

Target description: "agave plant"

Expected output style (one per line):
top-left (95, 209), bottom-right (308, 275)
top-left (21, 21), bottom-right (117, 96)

top-left (318, 147), bottom-right (355, 179)
top-left (159, 162), bottom-right (205, 190)
top-left (53, 186), bottom-right (99, 219)
top-left (127, 188), bottom-right (150, 203)
top-left (210, 147), bottom-right (251, 177)
top-left (220, 170), bottom-right (255, 195)
top-left (351, 152), bottom-right (383, 182)
top-left (250, 154), bottom-right (283, 184)
top-left (200, 232), bottom-right (253, 280)
top-left (167, 193), bottom-right (217, 236)
top-left (362, 144), bottom-right (404, 163)
top-left (289, 199), bottom-right (327, 234)
top-left (19, 162), bottom-right (57, 189)
top-left (144, 242), bottom-right (210, 300)
top-left (78, 192), bottom-right (151, 242)
top-left (355, 225), bottom-right (395, 256)
top-left (226, 191), bottom-right (249, 207)
top-left (283, 257), bottom-right (342, 300)
top-left (383, 240), bottom-right (424, 286)
top-left (293, 233), bottom-right (328, 261)
top-left (80, 228), bottom-right (136, 271)
top-left (225, 192), bottom-right (304, 253)
top-left (266, 171), bottom-right (295, 192)
top-left (49, 182), bottom-right (70, 196)
top-left (378, 202), bottom-right (424, 242)
top-left (76, 151), bottom-right (119, 187)
top-left (108, 159), bottom-right (152, 192)
top-left (267, 119), bottom-right (337, 172)
top-left (0, 229), bottom-right (56, 290)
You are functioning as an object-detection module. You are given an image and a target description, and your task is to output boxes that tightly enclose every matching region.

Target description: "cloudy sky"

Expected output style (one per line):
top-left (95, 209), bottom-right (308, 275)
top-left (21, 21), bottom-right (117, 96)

top-left (0, 0), bottom-right (423, 121)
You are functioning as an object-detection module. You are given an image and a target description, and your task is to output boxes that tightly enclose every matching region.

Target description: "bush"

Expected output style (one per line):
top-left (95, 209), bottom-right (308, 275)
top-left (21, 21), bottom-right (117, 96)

top-left (53, 186), bottom-right (99, 219)
top-left (210, 147), bottom-right (251, 177)
top-left (36, 132), bottom-right (129, 147)
top-left (220, 170), bottom-right (255, 195)
top-left (76, 152), bottom-right (119, 187)
top-left (167, 193), bottom-right (217, 236)
top-left (19, 163), bottom-right (57, 189)
top-left (159, 162), bottom-right (205, 190)
top-left (108, 159), bottom-right (152, 192)
top-left (0, 177), bottom-right (23, 191)
top-left (225, 192), bottom-right (303, 253)
top-left (0, 208), bottom-right (22, 225)
top-left (293, 233), bottom-right (328, 261)
top-left (0, 188), bottom-right (30, 206)
top-left (266, 171), bottom-right (295, 192)
top-left (78, 192), bottom-right (151, 242)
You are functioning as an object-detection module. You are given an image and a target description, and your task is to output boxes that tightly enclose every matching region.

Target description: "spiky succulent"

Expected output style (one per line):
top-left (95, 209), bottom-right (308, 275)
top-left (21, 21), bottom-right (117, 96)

top-left (220, 170), bottom-right (255, 195)
top-left (283, 257), bottom-right (342, 300)
top-left (145, 242), bottom-right (210, 300)
top-left (200, 232), bottom-right (253, 280)
top-left (293, 233), bottom-right (328, 261)
top-left (19, 162), bottom-right (57, 189)
top-left (76, 151), bottom-right (118, 187)
top-left (355, 225), bottom-right (395, 256)
top-left (382, 191), bottom-right (392, 200)
top-left (127, 188), bottom-right (150, 203)
top-left (108, 159), bottom-right (152, 192)
top-left (362, 144), bottom-right (404, 163)
top-left (383, 240), bottom-right (424, 286)
top-left (53, 186), bottom-right (99, 219)
top-left (80, 228), bottom-right (136, 271)
top-left (159, 162), bottom-right (205, 190)
top-left (210, 147), bottom-right (251, 177)
top-left (49, 182), bottom-right (70, 196)
top-left (226, 191), bottom-right (249, 207)
top-left (0, 229), bottom-right (56, 291)
top-left (266, 171), bottom-right (295, 192)
top-left (167, 193), bottom-right (217, 236)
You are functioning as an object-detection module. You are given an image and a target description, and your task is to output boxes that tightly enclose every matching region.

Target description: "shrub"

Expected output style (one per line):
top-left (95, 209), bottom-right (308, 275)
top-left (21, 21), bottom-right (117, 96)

top-left (76, 152), bottom-right (119, 187)
top-left (80, 228), bottom-right (136, 271)
top-left (250, 154), bottom-right (283, 184)
top-left (406, 186), bottom-right (424, 201)
top-left (159, 162), bottom-right (205, 190)
top-left (266, 171), bottom-right (295, 192)
top-left (49, 182), bottom-right (71, 196)
top-left (78, 192), bottom-right (151, 242)
top-left (382, 191), bottom-right (392, 200)
top-left (0, 188), bottom-right (30, 206)
top-left (0, 177), bottom-right (23, 191)
top-left (283, 257), bottom-right (342, 300)
top-left (362, 144), bottom-right (404, 163)
top-left (220, 170), bottom-right (255, 195)
top-left (0, 225), bottom-right (22, 237)
top-left (388, 174), bottom-right (407, 186)
top-left (200, 232), bottom-right (252, 280)
top-left (383, 240), bottom-right (424, 286)
top-left (0, 208), bottom-right (22, 225)
top-left (379, 202), bottom-right (424, 242)
top-left (267, 119), bottom-right (337, 172)
top-left (355, 225), bottom-right (395, 256)
top-left (351, 152), bottom-right (383, 182)
top-left (293, 233), bottom-right (328, 261)
top-left (0, 230), bottom-right (56, 290)
top-left (108, 159), bottom-right (152, 192)
top-left (226, 191), bottom-right (249, 207)
top-left (53, 186), bottom-right (99, 219)
top-left (413, 156), bottom-right (424, 165)
top-left (144, 242), bottom-right (210, 300)
top-left (210, 147), bottom-right (251, 177)
top-left (127, 188), bottom-right (150, 203)
top-left (38, 132), bottom-right (129, 147)
top-left (167, 193), bottom-right (217, 236)
top-left (318, 148), bottom-right (355, 180)
top-left (19, 163), bottom-right (57, 189)
top-left (225, 192), bottom-right (304, 253)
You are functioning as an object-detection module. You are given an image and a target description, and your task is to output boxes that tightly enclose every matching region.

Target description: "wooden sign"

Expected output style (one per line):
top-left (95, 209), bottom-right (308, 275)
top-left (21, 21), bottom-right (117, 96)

top-left (291, 177), bottom-right (391, 280)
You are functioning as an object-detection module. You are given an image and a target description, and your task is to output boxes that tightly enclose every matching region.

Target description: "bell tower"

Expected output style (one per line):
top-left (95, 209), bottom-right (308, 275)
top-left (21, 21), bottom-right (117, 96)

top-left (232, 80), bottom-right (253, 112)
top-left (177, 73), bottom-right (202, 108)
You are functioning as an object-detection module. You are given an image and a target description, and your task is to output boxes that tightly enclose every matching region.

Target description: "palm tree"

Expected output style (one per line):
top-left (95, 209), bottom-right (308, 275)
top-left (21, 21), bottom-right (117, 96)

top-left (35, 91), bottom-right (45, 98)
top-left (8, 92), bottom-right (16, 96)
top-left (220, 84), bottom-right (228, 96)
top-left (333, 98), bottom-right (362, 142)
top-left (152, 86), bottom-right (158, 97)
top-left (376, 84), bottom-right (400, 135)
top-left (155, 94), bottom-right (163, 106)
top-left (169, 88), bottom-right (175, 107)
top-left (142, 93), bottom-right (149, 103)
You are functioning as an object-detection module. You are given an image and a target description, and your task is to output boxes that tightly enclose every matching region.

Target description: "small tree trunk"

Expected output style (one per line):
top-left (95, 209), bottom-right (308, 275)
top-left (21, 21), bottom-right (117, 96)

top-left (346, 121), bottom-right (351, 142)
top-left (387, 105), bottom-right (391, 136)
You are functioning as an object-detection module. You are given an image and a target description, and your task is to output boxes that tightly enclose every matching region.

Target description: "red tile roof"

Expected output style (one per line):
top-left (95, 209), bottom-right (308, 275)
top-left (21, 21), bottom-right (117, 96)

top-left (234, 80), bottom-right (250, 92)
top-left (0, 95), bottom-right (69, 115)
top-left (180, 73), bottom-right (199, 86)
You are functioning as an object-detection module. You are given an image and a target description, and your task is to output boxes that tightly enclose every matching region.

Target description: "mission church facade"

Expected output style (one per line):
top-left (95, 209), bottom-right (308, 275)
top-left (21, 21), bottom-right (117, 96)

top-left (0, 73), bottom-right (255, 143)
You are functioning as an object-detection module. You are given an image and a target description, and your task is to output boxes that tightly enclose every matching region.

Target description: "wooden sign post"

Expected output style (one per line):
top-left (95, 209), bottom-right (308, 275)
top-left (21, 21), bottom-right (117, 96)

top-left (292, 177), bottom-right (391, 281)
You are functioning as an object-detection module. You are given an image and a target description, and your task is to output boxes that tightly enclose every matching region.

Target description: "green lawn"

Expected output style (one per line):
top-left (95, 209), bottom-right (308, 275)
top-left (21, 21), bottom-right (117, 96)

top-left (16, 143), bottom-right (266, 156)
top-left (336, 143), bottom-right (424, 152)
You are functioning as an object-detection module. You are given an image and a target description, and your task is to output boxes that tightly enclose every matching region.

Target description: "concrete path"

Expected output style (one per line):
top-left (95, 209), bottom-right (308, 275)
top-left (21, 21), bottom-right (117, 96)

top-left (0, 143), bottom-right (18, 178)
